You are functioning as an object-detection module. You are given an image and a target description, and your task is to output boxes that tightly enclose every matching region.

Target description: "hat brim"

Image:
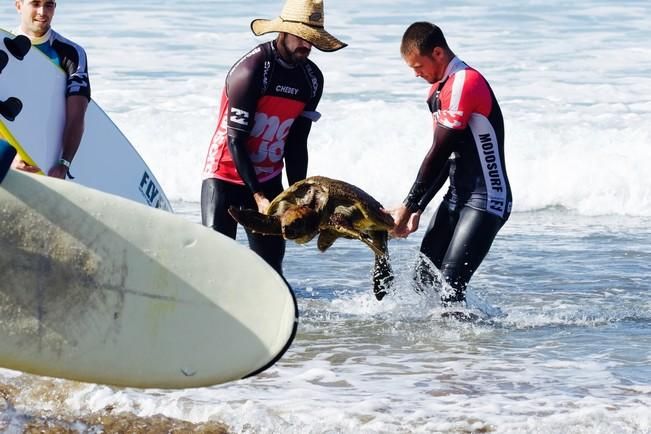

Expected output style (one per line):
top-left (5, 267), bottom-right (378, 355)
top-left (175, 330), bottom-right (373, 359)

top-left (251, 18), bottom-right (347, 52)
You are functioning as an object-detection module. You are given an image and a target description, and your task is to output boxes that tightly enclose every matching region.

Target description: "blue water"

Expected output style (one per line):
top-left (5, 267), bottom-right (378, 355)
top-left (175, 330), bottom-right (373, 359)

top-left (1, 0), bottom-right (650, 432)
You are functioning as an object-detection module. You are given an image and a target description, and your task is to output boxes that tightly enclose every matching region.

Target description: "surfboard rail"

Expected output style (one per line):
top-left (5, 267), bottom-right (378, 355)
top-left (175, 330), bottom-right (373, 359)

top-left (0, 170), bottom-right (298, 388)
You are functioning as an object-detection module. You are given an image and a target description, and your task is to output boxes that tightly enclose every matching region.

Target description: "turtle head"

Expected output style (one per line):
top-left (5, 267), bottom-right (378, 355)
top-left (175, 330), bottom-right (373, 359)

top-left (280, 205), bottom-right (319, 243)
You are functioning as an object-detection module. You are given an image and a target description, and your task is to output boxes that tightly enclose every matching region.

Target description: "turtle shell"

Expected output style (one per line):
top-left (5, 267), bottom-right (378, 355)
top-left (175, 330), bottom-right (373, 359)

top-left (267, 176), bottom-right (394, 230)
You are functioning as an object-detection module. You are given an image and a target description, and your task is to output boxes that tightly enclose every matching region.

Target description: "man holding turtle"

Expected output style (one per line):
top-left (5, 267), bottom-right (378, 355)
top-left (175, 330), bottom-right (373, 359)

top-left (200, 0), bottom-right (346, 275)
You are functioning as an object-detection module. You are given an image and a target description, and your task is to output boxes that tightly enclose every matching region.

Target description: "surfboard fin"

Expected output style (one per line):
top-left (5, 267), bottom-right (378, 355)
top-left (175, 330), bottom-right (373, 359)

top-left (3, 35), bottom-right (31, 61)
top-left (228, 206), bottom-right (282, 235)
top-left (0, 51), bottom-right (8, 74)
top-left (0, 139), bottom-right (17, 184)
top-left (0, 97), bottom-right (23, 122)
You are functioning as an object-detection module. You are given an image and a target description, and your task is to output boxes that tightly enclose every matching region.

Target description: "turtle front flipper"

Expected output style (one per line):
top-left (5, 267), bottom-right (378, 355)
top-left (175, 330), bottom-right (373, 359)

top-left (371, 231), bottom-right (393, 300)
top-left (329, 216), bottom-right (386, 256)
top-left (228, 206), bottom-right (282, 235)
top-left (367, 230), bottom-right (390, 256)
top-left (332, 224), bottom-right (385, 255)
top-left (356, 231), bottom-right (386, 256)
top-left (373, 254), bottom-right (393, 301)
top-left (317, 230), bottom-right (339, 252)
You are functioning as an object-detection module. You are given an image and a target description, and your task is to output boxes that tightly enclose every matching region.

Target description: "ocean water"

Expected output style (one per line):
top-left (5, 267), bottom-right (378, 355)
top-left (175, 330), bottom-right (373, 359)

top-left (1, 0), bottom-right (651, 433)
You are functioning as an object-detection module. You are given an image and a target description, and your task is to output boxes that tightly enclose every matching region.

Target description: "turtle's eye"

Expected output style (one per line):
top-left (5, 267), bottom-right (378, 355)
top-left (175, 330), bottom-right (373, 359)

top-left (281, 206), bottom-right (319, 240)
top-left (283, 217), bottom-right (310, 239)
top-left (283, 221), bottom-right (302, 239)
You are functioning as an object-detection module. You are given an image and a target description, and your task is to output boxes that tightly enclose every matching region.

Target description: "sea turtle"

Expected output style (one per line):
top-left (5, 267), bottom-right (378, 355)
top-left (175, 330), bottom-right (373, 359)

top-left (228, 176), bottom-right (395, 300)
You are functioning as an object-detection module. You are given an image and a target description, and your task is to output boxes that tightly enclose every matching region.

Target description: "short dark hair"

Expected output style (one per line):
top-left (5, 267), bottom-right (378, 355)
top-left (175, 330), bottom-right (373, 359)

top-left (400, 22), bottom-right (449, 56)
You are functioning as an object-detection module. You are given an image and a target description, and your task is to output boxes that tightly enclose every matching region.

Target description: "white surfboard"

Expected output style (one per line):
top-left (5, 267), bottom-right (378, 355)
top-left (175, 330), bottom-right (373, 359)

top-left (0, 170), bottom-right (298, 389)
top-left (0, 29), bottom-right (172, 212)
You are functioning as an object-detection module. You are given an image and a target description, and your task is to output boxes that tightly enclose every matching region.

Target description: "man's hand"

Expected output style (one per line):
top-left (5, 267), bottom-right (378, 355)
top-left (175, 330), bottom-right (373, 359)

top-left (388, 204), bottom-right (421, 238)
top-left (253, 192), bottom-right (270, 214)
top-left (12, 155), bottom-right (40, 173)
top-left (48, 163), bottom-right (68, 179)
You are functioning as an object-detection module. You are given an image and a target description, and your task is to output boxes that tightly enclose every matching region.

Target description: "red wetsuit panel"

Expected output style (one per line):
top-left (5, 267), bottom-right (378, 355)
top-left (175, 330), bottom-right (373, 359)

top-left (434, 68), bottom-right (492, 130)
top-left (202, 42), bottom-right (323, 185)
top-left (209, 95), bottom-right (305, 183)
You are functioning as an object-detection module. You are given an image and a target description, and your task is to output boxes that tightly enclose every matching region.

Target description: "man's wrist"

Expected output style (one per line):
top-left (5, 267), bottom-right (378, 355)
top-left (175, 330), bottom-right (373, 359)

top-left (57, 158), bottom-right (75, 179)
top-left (403, 199), bottom-right (421, 214)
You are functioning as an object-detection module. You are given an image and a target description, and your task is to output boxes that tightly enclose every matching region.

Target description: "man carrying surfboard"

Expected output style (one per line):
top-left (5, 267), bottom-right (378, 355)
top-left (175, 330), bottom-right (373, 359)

top-left (389, 22), bottom-right (513, 306)
top-left (201, 0), bottom-right (346, 274)
top-left (10, 0), bottom-right (90, 179)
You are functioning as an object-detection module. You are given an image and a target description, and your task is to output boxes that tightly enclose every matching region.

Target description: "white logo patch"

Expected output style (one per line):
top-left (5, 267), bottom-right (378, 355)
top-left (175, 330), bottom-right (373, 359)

top-left (229, 107), bottom-right (250, 126)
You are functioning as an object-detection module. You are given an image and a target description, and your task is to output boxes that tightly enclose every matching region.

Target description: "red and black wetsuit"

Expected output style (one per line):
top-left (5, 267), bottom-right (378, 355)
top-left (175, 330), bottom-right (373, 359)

top-left (201, 41), bottom-right (323, 274)
top-left (405, 57), bottom-right (512, 304)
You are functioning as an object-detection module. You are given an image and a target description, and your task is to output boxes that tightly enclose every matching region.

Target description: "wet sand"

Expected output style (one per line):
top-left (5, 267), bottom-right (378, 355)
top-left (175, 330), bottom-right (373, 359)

top-left (0, 380), bottom-right (230, 433)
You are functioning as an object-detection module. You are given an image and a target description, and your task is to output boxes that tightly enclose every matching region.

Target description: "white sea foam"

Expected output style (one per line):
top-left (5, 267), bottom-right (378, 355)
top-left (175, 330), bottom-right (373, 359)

top-left (3, 0), bottom-right (648, 215)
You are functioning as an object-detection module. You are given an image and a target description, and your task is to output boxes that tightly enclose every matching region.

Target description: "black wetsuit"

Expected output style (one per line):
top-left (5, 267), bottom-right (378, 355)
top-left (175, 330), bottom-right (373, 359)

top-left (201, 176), bottom-right (286, 273)
top-left (404, 57), bottom-right (512, 303)
top-left (201, 41), bottom-right (324, 274)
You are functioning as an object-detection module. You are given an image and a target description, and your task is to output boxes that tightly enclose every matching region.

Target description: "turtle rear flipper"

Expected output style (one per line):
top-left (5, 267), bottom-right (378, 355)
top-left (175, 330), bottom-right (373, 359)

top-left (228, 206), bottom-right (282, 235)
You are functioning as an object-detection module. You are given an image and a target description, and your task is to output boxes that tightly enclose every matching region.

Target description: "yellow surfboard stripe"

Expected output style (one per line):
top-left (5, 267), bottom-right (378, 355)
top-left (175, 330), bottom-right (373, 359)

top-left (1, 28), bottom-right (47, 173)
top-left (0, 120), bottom-right (43, 173)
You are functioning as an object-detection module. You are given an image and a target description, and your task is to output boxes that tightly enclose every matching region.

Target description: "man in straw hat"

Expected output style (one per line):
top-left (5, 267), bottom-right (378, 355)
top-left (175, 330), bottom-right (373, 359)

top-left (201, 0), bottom-right (346, 275)
top-left (389, 22), bottom-right (512, 306)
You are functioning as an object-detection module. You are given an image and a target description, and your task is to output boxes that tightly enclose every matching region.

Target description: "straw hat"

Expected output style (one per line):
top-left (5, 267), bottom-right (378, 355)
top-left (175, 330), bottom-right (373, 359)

top-left (251, 0), bottom-right (347, 52)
